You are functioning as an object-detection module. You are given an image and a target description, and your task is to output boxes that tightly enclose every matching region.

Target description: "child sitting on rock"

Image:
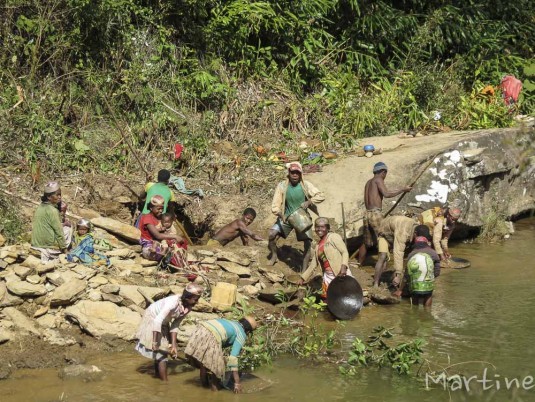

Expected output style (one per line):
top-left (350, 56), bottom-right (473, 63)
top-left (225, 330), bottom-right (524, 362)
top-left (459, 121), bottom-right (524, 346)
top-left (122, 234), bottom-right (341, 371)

top-left (152, 212), bottom-right (188, 268)
top-left (67, 219), bottom-right (110, 267)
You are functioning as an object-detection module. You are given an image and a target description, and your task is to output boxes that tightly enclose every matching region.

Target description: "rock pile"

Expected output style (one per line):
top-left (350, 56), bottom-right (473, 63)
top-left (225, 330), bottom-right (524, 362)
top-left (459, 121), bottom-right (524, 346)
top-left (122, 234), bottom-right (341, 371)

top-left (1, 236), bottom-right (373, 351)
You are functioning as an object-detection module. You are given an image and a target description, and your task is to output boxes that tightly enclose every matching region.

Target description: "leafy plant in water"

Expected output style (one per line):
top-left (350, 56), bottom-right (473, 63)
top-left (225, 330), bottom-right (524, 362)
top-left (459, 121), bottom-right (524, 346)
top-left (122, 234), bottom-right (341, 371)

top-left (340, 326), bottom-right (425, 376)
top-left (287, 295), bottom-right (340, 358)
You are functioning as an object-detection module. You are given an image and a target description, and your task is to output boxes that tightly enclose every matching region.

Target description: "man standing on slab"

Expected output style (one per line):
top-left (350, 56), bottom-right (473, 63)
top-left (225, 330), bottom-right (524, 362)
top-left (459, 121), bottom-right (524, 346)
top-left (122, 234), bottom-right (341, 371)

top-left (358, 162), bottom-right (412, 265)
top-left (268, 162), bottom-right (325, 272)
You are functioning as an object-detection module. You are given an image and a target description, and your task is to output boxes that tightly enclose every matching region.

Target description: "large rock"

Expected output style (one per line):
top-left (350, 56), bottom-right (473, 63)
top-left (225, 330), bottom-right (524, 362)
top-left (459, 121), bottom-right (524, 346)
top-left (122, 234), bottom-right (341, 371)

top-left (110, 258), bottom-right (145, 274)
top-left (0, 233), bottom-right (5, 247)
top-left (0, 282), bottom-right (23, 307)
top-left (119, 285), bottom-right (167, 307)
top-left (13, 265), bottom-right (33, 279)
top-left (50, 278), bottom-right (87, 306)
top-left (21, 255), bottom-right (43, 270)
top-left (6, 280), bottom-right (47, 297)
top-left (106, 248), bottom-right (136, 259)
top-left (100, 284), bottom-right (120, 294)
top-left (72, 265), bottom-right (97, 280)
top-left (37, 314), bottom-right (57, 329)
top-left (65, 300), bottom-right (141, 340)
top-left (26, 274), bottom-right (42, 284)
top-left (217, 261), bottom-right (251, 277)
top-left (0, 328), bottom-right (13, 344)
top-left (91, 217), bottom-right (141, 243)
top-left (46, 270), bottom-right (79, 286)
top-left (369, 288), bottom-right (400, 305)
top-left (59, 365), bottom-right (103, 381)
top-left (241, 285), bottom-right (260, 297)
top-left (192, 297), bottom-right (213, 313)
top-left (88, 275), bottom-right (108, 288)
top-left (3, 307), bottom-right (42, 336)
top-left (44, 329), bottom-right (77, 346)
top-left (215, 250), bottom-right (251, 266)
top-left (101, 293), bottom-right (123, 304)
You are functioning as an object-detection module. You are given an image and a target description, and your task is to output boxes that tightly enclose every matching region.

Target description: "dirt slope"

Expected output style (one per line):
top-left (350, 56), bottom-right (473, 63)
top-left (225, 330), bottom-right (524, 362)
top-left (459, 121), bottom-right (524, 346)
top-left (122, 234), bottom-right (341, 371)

top-left (303, 128), bottom-right (518, 231)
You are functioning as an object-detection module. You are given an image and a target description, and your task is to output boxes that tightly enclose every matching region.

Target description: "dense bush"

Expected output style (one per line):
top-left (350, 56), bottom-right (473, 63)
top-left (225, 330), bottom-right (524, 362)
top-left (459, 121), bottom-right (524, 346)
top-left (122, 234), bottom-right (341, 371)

top-left (0, 0), bottom-right (533, 178)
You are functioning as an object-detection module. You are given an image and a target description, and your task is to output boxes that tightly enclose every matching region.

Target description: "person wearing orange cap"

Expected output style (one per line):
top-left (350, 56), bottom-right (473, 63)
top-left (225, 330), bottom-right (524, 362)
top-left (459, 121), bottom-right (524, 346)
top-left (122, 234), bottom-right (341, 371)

top-left (139, 195), bottom-right (185, 261)
top-left (185, 316), bottom-right (258, 393)
top-left (135, 283), bottom-right (203, 381)
top-left (268, 161), bottom-right (325, 271)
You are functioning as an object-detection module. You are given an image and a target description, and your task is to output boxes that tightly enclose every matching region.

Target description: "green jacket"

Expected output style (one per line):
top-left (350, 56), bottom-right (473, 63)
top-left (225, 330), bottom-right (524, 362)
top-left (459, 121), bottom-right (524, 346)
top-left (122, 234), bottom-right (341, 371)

top-left (407, 252), bottom-right (435, 293)
top-left (31, 202), bottom-right (66, 249)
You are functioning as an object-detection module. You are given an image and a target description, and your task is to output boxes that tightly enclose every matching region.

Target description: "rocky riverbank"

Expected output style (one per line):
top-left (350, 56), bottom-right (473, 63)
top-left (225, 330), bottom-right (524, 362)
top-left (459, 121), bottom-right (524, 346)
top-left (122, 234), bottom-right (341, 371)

top-left (0, 235), bottom-right (379, 380)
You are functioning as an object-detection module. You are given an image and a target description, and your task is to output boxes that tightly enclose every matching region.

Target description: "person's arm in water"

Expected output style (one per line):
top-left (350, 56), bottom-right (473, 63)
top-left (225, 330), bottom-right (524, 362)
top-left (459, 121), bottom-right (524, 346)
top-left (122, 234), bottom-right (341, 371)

top-left (376, 178), bottom-right (412, 198)
top-left (440, 224), bottom-right (454, 258)
top-left (433, 219), bottom-right (447, 260)
top-left (228, 331), bottom-right (246, 393)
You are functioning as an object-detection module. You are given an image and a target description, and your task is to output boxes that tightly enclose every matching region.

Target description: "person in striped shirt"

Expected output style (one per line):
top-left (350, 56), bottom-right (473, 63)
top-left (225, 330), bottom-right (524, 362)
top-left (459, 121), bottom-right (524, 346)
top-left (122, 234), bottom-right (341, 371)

top-left (185, 316), bottom-right (258, 393)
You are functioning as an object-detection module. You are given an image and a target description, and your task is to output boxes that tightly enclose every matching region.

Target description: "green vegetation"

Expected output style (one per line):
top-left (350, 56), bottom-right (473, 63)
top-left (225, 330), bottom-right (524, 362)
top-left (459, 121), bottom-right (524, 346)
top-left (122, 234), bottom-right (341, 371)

top-left (339, 326), bottom-right (424, 376)
top-left (0, 193), bottom-right (26, 244)
top-left (233, 297), bottom-right (424, 379)
top-left (0, 0), bottom-right (533, 183)
top-left (477, 208), bottom-right (511, 243)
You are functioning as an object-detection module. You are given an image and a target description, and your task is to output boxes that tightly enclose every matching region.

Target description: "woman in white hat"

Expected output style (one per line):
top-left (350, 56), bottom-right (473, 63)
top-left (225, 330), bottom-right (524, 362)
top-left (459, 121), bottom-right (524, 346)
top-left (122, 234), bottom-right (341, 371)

top-left (30, 181), bottom-right (73, 263)
top-left (135, 283), bottom-right (204, 381)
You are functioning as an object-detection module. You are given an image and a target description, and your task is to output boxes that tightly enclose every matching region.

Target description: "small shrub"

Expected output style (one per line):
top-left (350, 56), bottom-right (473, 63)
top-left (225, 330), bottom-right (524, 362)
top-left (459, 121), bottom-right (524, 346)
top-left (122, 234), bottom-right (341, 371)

top-left (0, 193), bottom-right (26, 244)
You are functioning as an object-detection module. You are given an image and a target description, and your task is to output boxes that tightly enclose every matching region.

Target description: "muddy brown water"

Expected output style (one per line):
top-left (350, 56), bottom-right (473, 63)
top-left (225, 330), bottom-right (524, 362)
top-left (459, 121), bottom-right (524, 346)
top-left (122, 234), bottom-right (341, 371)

top-left (1, 218), bottom-right (534, 402)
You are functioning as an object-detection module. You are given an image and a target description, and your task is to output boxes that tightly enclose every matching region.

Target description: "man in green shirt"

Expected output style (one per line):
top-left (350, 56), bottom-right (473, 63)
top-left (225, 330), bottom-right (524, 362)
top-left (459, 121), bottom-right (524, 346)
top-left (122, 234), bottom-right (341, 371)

top-left (140, 169), bottom-right (175, 215)
top-left (268, 162), bottom-right (325, 271)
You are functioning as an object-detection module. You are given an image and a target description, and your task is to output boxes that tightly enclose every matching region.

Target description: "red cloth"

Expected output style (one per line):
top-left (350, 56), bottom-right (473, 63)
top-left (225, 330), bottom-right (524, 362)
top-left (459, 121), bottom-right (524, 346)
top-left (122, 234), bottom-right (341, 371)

top-left (317, 237), bottom-right (332, 272)
top-left (174, 143), bottom-right (184, 159)
top-left (500, 75), bottom-right (522, 105)
top-left (139, 213), bottom-right (159, 240)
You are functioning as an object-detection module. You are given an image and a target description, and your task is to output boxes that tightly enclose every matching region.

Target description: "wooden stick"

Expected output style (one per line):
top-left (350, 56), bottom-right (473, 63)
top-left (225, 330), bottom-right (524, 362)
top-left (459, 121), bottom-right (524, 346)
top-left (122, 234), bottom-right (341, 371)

top-left (99, 92), bottom-right (150, 178)
top-left (383, 153), bottom-right (441, 218)
top-left (341, 202), bottom-right (347, 246)
top-left (173, 221), bottom-right (193, 246)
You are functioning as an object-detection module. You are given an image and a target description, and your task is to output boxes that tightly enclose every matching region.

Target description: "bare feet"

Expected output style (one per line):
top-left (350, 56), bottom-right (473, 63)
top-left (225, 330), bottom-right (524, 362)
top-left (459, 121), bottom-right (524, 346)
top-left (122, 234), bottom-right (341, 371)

top-left (268, 256), bottom-right (278, 266)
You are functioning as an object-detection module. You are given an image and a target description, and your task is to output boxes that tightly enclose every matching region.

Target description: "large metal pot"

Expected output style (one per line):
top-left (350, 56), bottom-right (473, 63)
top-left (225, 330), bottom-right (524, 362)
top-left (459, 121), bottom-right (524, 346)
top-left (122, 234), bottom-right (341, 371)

top-left (326, 276), bottom-right (364, 320)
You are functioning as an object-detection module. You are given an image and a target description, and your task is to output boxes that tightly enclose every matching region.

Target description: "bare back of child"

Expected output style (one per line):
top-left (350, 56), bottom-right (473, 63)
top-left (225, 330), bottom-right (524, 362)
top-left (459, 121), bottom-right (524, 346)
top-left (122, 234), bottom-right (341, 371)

top-left (211, 208), bottom-right (264, 246)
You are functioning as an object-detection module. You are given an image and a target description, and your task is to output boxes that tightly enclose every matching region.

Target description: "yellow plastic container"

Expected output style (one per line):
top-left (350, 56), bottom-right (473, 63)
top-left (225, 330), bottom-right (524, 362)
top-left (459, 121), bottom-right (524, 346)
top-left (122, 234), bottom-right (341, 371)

top-left (210, 282), bottom-right (237, 311)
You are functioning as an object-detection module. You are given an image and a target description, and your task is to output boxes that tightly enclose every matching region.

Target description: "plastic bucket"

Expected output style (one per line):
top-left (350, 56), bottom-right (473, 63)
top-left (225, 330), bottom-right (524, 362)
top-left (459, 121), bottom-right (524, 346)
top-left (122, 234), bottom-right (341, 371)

top-left (210, 282), bottom-right (237, 311)
top-left (287, 208), bottom-right (313, 233)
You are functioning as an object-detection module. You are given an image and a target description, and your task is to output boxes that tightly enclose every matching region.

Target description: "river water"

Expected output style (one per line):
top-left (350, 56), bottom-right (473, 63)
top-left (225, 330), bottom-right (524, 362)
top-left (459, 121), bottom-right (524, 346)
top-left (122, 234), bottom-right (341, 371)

top-left (1, 218), bottom-right (534, 402)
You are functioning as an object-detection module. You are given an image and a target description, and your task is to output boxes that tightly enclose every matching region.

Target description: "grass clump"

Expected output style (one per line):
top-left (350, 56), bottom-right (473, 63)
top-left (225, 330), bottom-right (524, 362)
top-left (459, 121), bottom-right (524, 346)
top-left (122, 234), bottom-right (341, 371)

top-left (0, 193), bottom-right (26, 245)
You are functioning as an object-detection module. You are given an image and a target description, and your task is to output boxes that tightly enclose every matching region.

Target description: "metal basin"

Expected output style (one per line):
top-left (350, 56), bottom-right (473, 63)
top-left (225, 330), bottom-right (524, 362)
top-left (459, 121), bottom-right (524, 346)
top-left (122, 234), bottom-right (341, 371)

top-left (326, 276), bottom-right (364, 320)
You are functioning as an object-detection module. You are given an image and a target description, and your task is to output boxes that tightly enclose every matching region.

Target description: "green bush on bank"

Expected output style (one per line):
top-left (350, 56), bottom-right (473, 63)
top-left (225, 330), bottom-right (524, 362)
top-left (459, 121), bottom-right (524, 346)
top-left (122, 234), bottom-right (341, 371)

top-left (0, 0), bottom-right (533, 179)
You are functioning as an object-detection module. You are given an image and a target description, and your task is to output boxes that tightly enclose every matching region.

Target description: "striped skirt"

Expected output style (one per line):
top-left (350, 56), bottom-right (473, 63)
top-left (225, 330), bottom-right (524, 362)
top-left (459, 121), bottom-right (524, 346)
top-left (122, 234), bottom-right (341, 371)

top-left (184, 325), bottom-right (226, 379)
